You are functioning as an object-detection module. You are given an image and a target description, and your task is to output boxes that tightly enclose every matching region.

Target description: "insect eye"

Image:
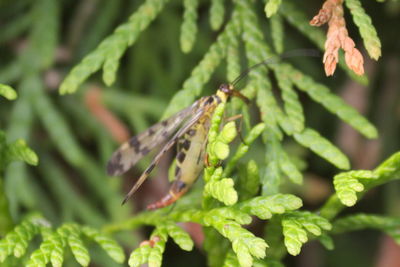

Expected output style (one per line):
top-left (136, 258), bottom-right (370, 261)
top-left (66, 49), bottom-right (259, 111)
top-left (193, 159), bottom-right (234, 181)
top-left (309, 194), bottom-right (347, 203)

top-left (219, 84), bottom-right (230, 92)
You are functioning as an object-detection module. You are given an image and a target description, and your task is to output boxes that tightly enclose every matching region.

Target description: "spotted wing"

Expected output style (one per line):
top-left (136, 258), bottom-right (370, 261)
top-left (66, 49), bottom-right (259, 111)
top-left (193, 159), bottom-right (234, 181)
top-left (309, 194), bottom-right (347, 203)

top-left (107, 101), bottom-right (200, 176)
top-left (122, 107), bottom-right (207, 204)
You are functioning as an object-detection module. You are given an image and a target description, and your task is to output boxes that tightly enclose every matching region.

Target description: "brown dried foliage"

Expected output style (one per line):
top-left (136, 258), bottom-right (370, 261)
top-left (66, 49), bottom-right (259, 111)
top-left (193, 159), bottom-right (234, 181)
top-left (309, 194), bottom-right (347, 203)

top-left (310, 0), bottom-right (364, 76)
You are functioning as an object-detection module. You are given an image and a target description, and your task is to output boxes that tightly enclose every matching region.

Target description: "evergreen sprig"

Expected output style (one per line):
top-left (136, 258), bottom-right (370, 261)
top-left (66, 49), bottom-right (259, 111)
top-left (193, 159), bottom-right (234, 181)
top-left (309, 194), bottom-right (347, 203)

top-left (180, 0), bottom-right (199, 53)
top-left (332, 213), bottom-right (400, 242)
top-left (0, 131), bottom-right (38, 171)
top-left (0, 214), bottom-right (125, 266)
top-left (60, 0), bottom-right (169, 93)
top-left (282, 211), bottom-right (332, 256)
top-left (0, 84), bottom-right (17, 100)
top-left (344, 0), bottom-right (382, 60)
top-left (320, 151), bottom-right (400, 219)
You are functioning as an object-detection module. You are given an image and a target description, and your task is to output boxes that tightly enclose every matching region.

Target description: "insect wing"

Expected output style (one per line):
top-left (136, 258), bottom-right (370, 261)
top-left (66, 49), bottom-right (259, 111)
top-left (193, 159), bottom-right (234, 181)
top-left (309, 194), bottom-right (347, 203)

top-left (122, 106), bottom-right (207, 204)
top-left (107, 101), bottom-right (200, 176)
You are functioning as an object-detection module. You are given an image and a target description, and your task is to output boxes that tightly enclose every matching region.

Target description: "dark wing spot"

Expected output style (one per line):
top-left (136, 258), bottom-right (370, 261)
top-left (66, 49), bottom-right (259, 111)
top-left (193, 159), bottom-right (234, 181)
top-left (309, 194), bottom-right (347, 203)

top-left (148, 128), bottom-right (155, 135)
top-left (162, 131), bottom-right (169, 138)
top-left (161, 120), bottom-right (168, 126)
top-left (141, 147), bottom-right (150, 155)
top-left (130, 137), bottom-right (141, 153)
top-left (182, 139), bottom-right (191, 150)
top-left (107, 153), bottom-right (125, 175)
top-left (187, 129), bottom-right (196, 136)
top-left (176, 151), bottom-right (186, 163)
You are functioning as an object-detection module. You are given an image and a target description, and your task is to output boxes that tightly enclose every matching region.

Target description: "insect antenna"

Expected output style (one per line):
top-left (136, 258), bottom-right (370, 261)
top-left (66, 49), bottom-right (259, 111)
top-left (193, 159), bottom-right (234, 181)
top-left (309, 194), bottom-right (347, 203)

top-left (230, 49), bottom-right (320, 87)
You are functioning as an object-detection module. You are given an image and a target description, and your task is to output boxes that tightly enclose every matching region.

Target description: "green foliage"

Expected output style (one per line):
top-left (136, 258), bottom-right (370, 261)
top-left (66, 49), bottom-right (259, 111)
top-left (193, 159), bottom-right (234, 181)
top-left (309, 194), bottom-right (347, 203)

top-left (321, 151), bottom-right (400, 219)
top-left (334, 170), bottom-right (377, 206)
top-left (264, 0), bottom-right (282, 18)
top-left (332, 214), bottom-right (400, 244)
top-left (180, 0), bottom-right (199, 53)
top-left (0, 214), bottom-right (124, 266)
top-left (344, 0), bottom-right (382, 60)
top-left (60, 0), bottom-right (169, 93)
top-left (293, 128), bottom-right (350, 170)
top-left (0, 0), bottom-right (395, 266)
top-left (282, 211), bottom-right (332, 256)
top-left (209, 0), bottom-right (225, 31)
top-left (0, 84), bottom-right (17, 100)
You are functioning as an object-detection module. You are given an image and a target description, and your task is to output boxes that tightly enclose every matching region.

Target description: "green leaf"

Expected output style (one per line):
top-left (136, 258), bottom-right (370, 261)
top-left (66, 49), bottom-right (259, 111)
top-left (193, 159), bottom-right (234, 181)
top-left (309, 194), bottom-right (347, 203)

top-left (333, 213), bottom-right (400, 244)
top-left (204, 178), bottom-right (238, 206)
top-left (0, 84), bottom-right (17, 100)
top-left (265, 0), bottom-right (282, 18)
top-left (279, 149), bottom-right (303, 184)
top-left (223, 123), bottom-right (265, 177)
top-left (60, 0), bottom-right (169, 93)
top-left (344, 0), bottom-right (381, 60)
top-left (282, 211), bottom-right (331, 256)
top-left (270, 14), bottom-right (284, 53)
top-left (63, 224), bottom-right (90, 266)
top-left (5, 139), bottom-right (38, 166)
top-left (82, 226), bottom-right (125, 263)
top-left (294, 128), bottom-right (350, 170)
top-left (211, 219), bottom-right (267, 267)
top-left (165, 223), bottom-right (194, 251)
top-left (226, 13), bottom-right (241, 82)
top-left (162, 13), bottom-right (237, 117)
top-left (209, 0), bottom-right (225, 31)
top-left (334, 170), bottom-right (377, 206)
top-left (0, 214), bottom-right (41, 262)
top-left (238, 194), bottom-right (303, 220)
top-left (275, 69), bottom-right (304, 133)
top-left (317, 234), bottom-right (334, 250)
top-left (148, 229), bottom-right (167, 267)
top-left (284, 64), bottom-right (377, 138)
top-left (180, 0), bottom-right (199, 53)
top-left (237, 160), bottom-right (260, 201)
top-left (128, 245), bottom-right (151, 267)
top-left (31, 80), bottom-right (84, 166)
top-left (26, 227), bottom-right (54, 267)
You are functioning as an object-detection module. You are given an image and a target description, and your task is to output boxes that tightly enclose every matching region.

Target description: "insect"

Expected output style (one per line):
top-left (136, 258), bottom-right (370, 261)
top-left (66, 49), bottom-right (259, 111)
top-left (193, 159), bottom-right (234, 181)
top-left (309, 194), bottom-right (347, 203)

top-left (107, 49), bottom-right (319, 209)
top-left (107, 83), bottom-right (249, 209)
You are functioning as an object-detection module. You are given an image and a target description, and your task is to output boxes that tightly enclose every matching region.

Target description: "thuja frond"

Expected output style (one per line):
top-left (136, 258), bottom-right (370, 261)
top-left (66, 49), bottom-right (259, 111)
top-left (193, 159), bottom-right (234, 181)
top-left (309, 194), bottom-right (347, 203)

top-left (332, 214), bottom-right (400, 244)
top-left (264, 0), bottom-right (282, 18)
top-left (104, 192), bottom-right (303, 267)
top-left (0, 129), bottom-right (38, 172)
top-left (293, 128), bottom-right (350, 170)
top-left (321, 151), bottom-right (400, 219)
top-left (344, 0), bottom-right (382, 60)
top-left (0, 84), bottom-right (17, 100)
top-left (180, 0), bottom-right (199, 53)
top-left (334, 170), bottom-right (378, 206)
top-left (270, 14), bottom-right (284, 54)
top-left (275, 63), bottom-right (378, 139)
top-left (281, 211), bottom-right (332, 256)
top-left (163, 10), bottom-right (240, 117)
top-left (128, 223), bottom-right (194, 267)
top-left (0, 214), bottom-right (124, 266)
top-left (209, 0), bottom-right (225, 31)
top-left (60, 0), bottom-right (169, 93)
